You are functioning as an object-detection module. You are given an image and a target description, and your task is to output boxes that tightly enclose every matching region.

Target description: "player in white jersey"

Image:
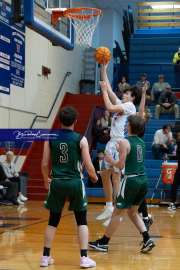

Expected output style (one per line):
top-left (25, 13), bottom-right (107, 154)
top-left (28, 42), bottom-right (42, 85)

top-left (96, 63), bottom-right (141, 226)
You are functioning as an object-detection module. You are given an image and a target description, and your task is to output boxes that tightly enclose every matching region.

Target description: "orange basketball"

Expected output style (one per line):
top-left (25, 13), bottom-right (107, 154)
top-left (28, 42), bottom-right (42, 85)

top-left (94, 47), bottom-right (111, 64)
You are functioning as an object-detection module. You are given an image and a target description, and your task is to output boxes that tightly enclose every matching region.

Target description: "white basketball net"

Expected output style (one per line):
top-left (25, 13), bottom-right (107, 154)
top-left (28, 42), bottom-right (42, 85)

top-left (66, 9), bottom-right (103, 48)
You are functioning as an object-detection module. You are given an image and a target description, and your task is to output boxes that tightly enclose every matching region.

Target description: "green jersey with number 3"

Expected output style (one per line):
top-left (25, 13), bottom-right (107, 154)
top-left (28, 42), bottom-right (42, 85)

top-left (50, 129), bottom-right (82, 180)
top-left (125, 136), bottom-right (146, 175)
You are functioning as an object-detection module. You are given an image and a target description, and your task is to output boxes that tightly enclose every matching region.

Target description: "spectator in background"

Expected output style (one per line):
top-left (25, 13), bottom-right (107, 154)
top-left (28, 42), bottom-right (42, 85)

top-left (172, 132), bottom-right (180, 155)
top-left (0, 163), bottom-right (18, 205)
top-left (1, 151), bottom-right (28, 205)
top-left (173, 48), bottom-right (180, 88)
top-left (152, 124), bottom-right (174, 160)
top-left (88, 149), bottom-right (104, 188)
top-left (92, 118), bottom-right (110, 144)
top-left (155, 85), bottom-right (179, 119)
top-left (101, 110), bottom-right (112, 133)
top-left (165, 132), bottom-right (180, 210)
top-left (116, 76), bottom-right (130, 98)
top-left (136, 73), bottom-right (151, 106)
top-left (151, 74), bottom-right (170, 104)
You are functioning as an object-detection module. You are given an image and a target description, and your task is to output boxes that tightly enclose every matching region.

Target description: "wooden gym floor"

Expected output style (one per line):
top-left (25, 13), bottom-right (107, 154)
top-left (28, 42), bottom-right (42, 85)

top-left (0, 201), bottom-right (180, 270)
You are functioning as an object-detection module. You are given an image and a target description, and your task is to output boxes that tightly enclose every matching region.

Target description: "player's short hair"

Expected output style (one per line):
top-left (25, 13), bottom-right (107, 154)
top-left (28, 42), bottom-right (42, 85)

top-left (124, 85), bottom-right (142, 106)
top-left (163, 124), bottom-right (171, 130)
top-left (128, 115), bottom-right (145, 135)
top-left (144, 108), bottom-right (152, 124)
top-left (58, 106), bottom-right (78, 126)
top-left (97, 149), bottom-right (104, 154)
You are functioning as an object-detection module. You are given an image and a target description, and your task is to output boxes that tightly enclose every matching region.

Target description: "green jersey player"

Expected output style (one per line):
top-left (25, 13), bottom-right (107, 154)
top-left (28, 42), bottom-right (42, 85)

top-left (40, 106), bottom-right (98, 268)
top-left (88, 114), bottom-right (155, 253)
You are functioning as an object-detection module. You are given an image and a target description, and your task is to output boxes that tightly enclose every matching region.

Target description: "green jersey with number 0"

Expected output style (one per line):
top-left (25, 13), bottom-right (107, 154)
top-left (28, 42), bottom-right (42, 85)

top-left (125, 136), bottom-right (146, 176)
top-left (50, 129), bottom-right (82, 180)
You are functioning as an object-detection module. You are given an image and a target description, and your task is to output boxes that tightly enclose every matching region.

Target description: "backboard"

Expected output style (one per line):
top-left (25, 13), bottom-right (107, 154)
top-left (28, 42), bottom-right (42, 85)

top-left (24, 0), bottom-right (74, 50)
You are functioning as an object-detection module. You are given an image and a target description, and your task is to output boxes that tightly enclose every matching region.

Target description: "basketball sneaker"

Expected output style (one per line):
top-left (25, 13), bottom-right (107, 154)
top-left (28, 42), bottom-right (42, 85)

top-left (143, 218), bottom-right (153, 232)
top-left (140, 238), bottom-right (155, 253)
top-left (18, 194), bottom-right (28, 202)
top-left (167, 203), bottom-right (176, 211)
top-left (40, 255), bottom-right (54, 267)
top-left (96, 207), bottom-right (114, 221)
top-left (17, 198), bottom-right (24, 205)
top-left (88, 239), bottom-right (108, 252)
top-left (80, 255), bottom-right (96, 268)
top-left (103, 217), bottom-right (122, 227)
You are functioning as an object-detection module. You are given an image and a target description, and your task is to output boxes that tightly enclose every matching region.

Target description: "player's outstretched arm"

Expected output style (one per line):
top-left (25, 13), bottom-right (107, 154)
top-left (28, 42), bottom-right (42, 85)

top-left (105, 139), bottom-right (130, 169)
top-left (138, 81), bottom-right (148, 119)
top-left (100, 81), bottom-right (124, 113)
top-left (80, 137), bottom-right (98, 183)
top-left (101, 63), bottom-right (118, 105)
top-left (41, 141), bottom-right (52, 190)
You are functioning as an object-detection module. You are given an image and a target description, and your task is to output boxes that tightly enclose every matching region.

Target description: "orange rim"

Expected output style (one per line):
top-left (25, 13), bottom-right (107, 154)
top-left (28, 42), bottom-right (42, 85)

top-left (52, 8), bottom-right (102, 24)
top-left (64, 7), bottom-right (103, 20)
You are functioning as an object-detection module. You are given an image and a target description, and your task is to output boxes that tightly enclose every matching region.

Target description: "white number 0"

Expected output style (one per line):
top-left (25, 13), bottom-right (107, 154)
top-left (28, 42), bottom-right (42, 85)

top-left (60, 143), bottom-right (68, 163)
top-left (137, 145), bottom-right (142, 162)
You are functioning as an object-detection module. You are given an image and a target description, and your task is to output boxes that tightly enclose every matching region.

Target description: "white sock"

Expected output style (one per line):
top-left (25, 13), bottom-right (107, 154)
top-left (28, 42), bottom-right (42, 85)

top-left (143, 216), bottom-right (148, 220)
top-left (106, 202), bottom-right (113, 210)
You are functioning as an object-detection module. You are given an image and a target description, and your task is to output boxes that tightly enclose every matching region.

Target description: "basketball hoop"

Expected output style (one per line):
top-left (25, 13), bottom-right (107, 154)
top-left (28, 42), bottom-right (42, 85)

top-left (52, 8), bottom-right (103, 48)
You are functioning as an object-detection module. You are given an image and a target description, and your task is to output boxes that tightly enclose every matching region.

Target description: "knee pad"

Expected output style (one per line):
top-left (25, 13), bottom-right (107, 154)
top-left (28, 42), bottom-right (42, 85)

top-left (48, 211), bottom-right (61, 228)
top-left (74, 210), bottom-right (87, 226)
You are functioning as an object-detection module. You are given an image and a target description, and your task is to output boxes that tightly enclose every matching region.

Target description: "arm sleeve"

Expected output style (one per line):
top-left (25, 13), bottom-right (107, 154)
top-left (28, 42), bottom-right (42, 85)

top-left (153, 131), bottom-right (160, 144)
top-left (121, 102), bottom-right (135, 115)
top-left (92, 127), bottom-right (104, 138)
top-left (0, 164), bottom-right (7, 181)
top-left (116, 98), bottom-right (122, 105)
top-left (151, 84), bottom-right (155, 99)
top-left (169, 132), bottom-right (173, 140)
top-left (1, 163), bottom-right (11, 178)
top-left (101, 118), bottom-right (106, 129)
top-left (13, 163), bottom-right (19, 176)
top-left (158, 92), bottom-right (164, 106)
top-left (170, 93), bottom-right (178, 106)
top-left (147, 81), bottom-right (150, 91)
top-left (173, 53), bottom-right (178, 63)
top-left (136, 81), bottom-right (140, 87)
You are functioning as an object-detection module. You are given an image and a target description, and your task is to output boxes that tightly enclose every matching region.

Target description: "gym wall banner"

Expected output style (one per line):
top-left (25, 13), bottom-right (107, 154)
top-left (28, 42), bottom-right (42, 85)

top-left (0, 0), bottom-right (25, 94)
top-left (0, 23), bottom-right (11, 94)
top-left (11, 29), bottom-right (25, 88)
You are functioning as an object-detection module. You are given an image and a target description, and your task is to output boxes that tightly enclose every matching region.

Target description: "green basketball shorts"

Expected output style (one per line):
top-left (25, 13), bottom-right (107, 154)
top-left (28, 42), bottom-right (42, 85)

top-left (44, 179), bottom-right (88, 213)
top-left (116, 175), bottom-right (149, 210)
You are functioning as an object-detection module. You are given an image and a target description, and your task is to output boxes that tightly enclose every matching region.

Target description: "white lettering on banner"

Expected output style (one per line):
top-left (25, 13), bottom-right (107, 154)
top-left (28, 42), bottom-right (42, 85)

top-left (6, 6), bottom-right (11, 12)
top-left (0, 35), bottom-right (10, 43)
top-left (14, 38), bottom-right (22, 45)
top-left (15, 58), bottom-right (22, 64)
top-left (17, 32), bottom-right (25, 42)
top-left (12, 32), bottom-right (25, 42)
top-left (0, 52), bottom-right (10, 59)
top-left (0, 15), bottom-right (9, 24)
top-left (1, 11), bottom-right (6, 17)
top-left (0, 86), bottom-right (9, 92)
top-left (14, 53), bottom-right (22, 60)
top-left (0, 63), bottom-right (10, 70)
top-left (11, 61), bottom-right (25, 71)
top-left (0, 57), bottom-right (10, 65)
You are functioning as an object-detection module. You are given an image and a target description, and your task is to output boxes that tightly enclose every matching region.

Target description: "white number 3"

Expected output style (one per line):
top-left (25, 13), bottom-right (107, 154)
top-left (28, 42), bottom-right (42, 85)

top-left (60, 143), bottom-right (68, 163)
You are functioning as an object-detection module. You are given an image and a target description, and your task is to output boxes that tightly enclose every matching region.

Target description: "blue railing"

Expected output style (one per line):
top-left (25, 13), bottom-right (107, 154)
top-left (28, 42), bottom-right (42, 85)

top-left (14, 71), bottom-right (71, 163)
